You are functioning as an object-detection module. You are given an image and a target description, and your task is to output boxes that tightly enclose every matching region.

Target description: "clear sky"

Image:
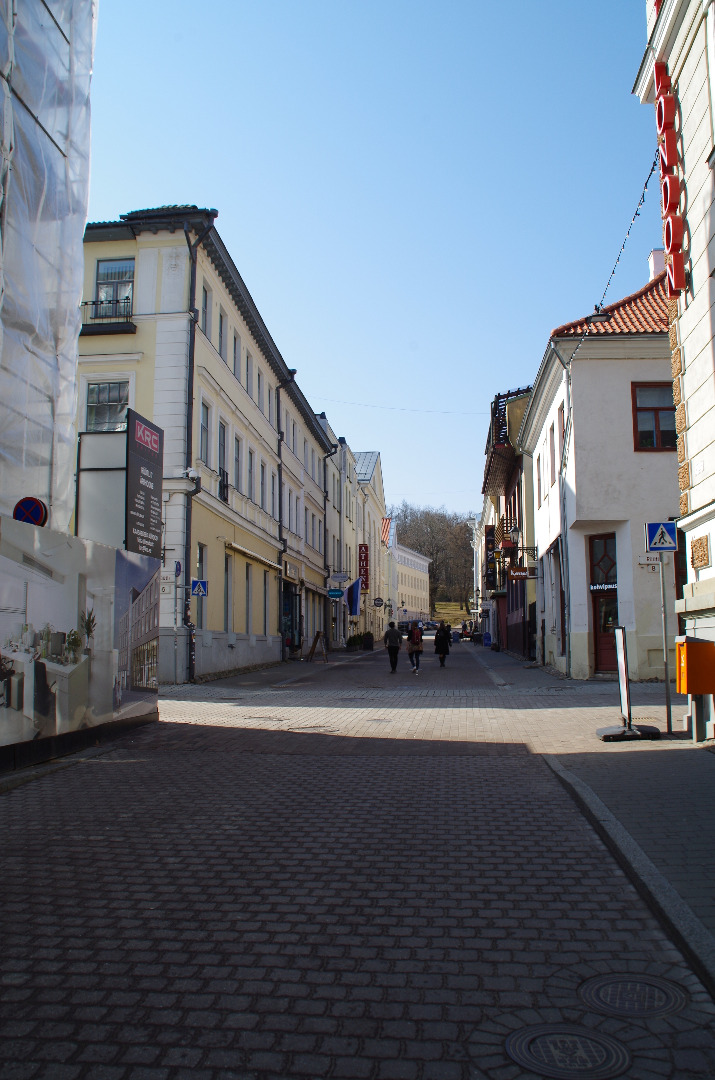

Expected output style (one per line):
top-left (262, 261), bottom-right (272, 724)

top-left (87, 0), bottom-right (659, 515)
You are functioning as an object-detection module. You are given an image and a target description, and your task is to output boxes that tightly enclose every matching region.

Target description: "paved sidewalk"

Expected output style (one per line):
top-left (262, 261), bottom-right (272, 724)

top-left (2, 641), bottom-right (715, 1079)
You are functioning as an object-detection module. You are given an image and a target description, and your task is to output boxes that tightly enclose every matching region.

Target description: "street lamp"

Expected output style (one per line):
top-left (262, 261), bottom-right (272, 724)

top-left (509, 524), bottom-right (537, 560)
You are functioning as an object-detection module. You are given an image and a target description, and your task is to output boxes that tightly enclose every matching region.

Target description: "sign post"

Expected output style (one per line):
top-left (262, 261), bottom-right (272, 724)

top-left (646, 521), bottom-right (677, 735)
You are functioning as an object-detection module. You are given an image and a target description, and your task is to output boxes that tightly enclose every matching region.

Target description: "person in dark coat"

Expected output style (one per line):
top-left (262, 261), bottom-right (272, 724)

top-left (434, 620), bottom-right (450, 667)
top-left (383, 621), bottom-right (403, 673)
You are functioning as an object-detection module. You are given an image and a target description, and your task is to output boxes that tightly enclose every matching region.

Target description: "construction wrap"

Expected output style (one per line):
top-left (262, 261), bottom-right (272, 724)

top-left (0, 0), bottom-right (96, 532)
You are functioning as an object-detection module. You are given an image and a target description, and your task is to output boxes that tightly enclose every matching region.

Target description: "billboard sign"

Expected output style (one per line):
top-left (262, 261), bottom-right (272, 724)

top-left (125, 409), bottom-right (164, 560)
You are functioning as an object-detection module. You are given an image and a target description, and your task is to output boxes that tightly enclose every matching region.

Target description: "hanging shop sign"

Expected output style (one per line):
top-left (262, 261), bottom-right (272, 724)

top-left (331, 571), bottom-right (350, 582)
top-left (358, 543), bottom-right (370, 591)
top-left (125, 408), bottom-right (163, 560)
top-left (589, 582), bottom-right (617, 592)
top-left (284, 561), bottom-right (299, 580)
top-left (373, 597), bottom-right (384, 607)
top-left (327, 588), bottom-right (344, 599)
top-left (508, 566), bottom-right (537, 581)
top-left (654, 61), bottom-right (685, 298)
top-left (484, 524), bottom-right (496, 589)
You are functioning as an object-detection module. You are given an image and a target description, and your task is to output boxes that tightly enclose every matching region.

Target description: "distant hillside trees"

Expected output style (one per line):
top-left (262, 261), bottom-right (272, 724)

top-left (388, 502), bottom-right (474, 614)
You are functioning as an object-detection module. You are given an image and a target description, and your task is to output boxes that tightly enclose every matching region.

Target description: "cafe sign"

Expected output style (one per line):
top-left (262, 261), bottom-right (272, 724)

top-left (508, 566), bottom-right (536, 581)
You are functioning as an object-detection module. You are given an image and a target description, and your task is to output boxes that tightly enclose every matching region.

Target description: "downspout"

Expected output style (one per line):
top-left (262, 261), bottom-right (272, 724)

top-left (322, 442), bottom-right (339, 648)
top-left (551, 339), bottom-right (573, 678)
top-left (275, 370), bottom-right (296, 662)
top-left (183, 213), bottom-right (217, 682)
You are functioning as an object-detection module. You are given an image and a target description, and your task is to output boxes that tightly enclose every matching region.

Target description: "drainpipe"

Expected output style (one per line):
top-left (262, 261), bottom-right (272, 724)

top-left (275, 370), bottom-right (296, 662)
top-left (182, 212), bottom-right (217, 682)
top-left (551, 339), bottom-right (573, 678)
top-left (322, 441), bottom-right (339, 648)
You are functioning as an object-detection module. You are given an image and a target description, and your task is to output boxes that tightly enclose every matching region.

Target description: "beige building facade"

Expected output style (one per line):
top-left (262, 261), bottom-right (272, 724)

top-left (78, 206), bottom-right (334, 681)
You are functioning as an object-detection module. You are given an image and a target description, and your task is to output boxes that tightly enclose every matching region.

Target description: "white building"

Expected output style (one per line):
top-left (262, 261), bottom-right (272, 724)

top-left (518, 267), bottom-right (681, 679)
top-left (634, 3), bottom-right (715, 730)
top-left (393, 541), bottom-right (431, 626)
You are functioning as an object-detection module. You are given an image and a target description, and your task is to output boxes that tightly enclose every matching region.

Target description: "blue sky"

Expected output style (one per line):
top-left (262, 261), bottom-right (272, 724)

top-left (87, 1), bottom-right (660, 515)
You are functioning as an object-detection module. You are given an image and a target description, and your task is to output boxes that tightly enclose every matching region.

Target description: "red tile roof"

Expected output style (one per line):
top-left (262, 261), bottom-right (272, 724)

top-left (551, 271), bottom-right (668, 337)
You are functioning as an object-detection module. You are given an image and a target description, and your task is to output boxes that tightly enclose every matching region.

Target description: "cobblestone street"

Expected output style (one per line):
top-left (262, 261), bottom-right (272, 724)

top-left (2, 642), bottom-right (715, 1079)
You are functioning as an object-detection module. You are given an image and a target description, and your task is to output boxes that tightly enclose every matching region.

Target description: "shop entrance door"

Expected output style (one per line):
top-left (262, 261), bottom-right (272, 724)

top-left (589, 534), bottom-right (617, 672)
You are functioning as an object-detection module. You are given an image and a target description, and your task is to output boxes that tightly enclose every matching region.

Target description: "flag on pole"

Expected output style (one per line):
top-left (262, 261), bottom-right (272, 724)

top-left (346, 577), bottom-right (362, 616)
top-left (381, 517), bottom-right (392, 546)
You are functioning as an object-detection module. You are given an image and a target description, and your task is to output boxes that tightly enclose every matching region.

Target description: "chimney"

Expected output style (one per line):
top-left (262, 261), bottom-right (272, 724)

top-left (649, 248), bottom-right (665, 280)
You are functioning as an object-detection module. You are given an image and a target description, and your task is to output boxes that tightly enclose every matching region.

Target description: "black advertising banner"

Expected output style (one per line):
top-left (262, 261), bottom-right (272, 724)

top-left (125, 409), bottom-right (164, 560)
top-left (484, 524), bottom-right (496, 590)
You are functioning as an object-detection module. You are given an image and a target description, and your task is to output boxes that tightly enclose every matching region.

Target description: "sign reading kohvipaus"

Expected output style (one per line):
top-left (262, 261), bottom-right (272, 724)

top-left (126, 409), bottom-right (164, 560)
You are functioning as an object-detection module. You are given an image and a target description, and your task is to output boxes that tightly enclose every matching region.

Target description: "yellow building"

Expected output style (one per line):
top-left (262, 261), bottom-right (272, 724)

top-left (355, 452), bottom-right (388, 638)
top-left (78, 205), bottom-right (333, 680)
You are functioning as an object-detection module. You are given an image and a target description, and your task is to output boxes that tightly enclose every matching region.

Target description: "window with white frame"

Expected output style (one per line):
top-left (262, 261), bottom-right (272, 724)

top-left (246, 352), bottom-right (254, 398)
top-left (95, 258), bottom-right (134, 317)
top-left (305, 507), bottom-right (309, 540)
top-left (260, 462), bottom-right (266, 509)
top-left (268, 387), bottom-right (274, 427)
top-left (200, 402), bottom-right (210, 464)
top-left (201, 282), bottom-right (211, 338)
top-left (218, 310), bottom-right (227, 361)
top-left (234, 436), bottom-right (241, 491)
top-left (248, 449), bottom-right (255, 501)
top-left (233, 332), bottom-right (241, 379)
top-left (271, 473), bottom-right (276, 518)
top-left (257, 370), bottom-right (264, 413)
top-left (86, 380), bottom-right (129, 431)
top-left (304, 439), bottom-right (309, 469)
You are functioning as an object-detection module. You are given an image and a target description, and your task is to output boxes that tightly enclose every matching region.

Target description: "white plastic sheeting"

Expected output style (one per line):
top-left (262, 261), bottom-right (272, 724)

top-left (0, 0), bottom-right (96, 531)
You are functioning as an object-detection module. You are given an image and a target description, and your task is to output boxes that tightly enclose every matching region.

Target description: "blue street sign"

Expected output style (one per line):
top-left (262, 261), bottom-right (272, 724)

top-left (645, 521), bottom-right (677, 552)
top-left (191, 578), bottom-right (208, 596)
top-left (175, 561), bottom-right (182, 577)
top-left (328, 588), bottom-right (344, 599)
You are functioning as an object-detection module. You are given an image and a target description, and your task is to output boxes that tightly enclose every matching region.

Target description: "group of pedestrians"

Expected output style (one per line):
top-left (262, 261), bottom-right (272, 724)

top-left (382, 620), bottom-right (451, 673)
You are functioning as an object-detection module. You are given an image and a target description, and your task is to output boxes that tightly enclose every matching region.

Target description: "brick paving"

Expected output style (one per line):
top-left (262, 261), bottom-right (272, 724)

top-left (1, 641), bottom-right (715, 1079)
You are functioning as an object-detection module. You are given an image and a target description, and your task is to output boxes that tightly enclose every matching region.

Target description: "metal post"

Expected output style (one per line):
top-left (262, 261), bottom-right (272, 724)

top-left (659, 552), bottom-right (673, 734)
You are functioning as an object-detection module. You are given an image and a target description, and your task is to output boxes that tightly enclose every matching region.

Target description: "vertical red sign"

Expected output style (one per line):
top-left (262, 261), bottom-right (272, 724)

top-left (358, 543), bottom-right (370, 591)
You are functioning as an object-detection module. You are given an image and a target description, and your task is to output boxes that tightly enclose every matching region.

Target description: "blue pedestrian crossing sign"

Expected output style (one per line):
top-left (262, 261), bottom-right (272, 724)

top-left (191, 578), bottom-right (208, 596)
top-left (645, 521), bottom-right (677, 552)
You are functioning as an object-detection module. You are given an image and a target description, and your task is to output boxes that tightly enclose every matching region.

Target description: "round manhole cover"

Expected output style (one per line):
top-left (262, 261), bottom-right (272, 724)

top-left (579, 973), bottom-right (688, 1018)
top-left (505, 1025), bottom-right (630, 1079)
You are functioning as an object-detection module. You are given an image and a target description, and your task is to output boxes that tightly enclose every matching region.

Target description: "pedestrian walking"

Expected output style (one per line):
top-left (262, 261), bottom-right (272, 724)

top-left (406, 621), bottom-right (423, 673)
top-left (383, 621), bottom-right (403, 673)
top-left (434, 620), bottom-right (450, 667)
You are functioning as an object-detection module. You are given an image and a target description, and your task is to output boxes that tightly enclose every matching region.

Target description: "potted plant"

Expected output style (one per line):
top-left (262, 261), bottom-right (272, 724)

top-left (346, 633), bottom-right (363, 651)
top-left (80, 609), bottom-right (96, 654)
top-left (362, 631), bottom-right (374, 651)
top-left (66, 629), bottom-right (82, 664)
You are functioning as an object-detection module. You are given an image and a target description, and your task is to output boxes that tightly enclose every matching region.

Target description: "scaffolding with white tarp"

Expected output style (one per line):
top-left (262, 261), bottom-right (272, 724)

top-left (0, 0), bottom-right (96, 532)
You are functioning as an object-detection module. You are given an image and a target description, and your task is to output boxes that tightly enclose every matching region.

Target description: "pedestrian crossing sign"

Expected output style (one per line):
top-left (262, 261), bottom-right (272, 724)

top-left (191, 578), bottom-right (208, 596)
top-left (645, 521), bottom-right (677, 552)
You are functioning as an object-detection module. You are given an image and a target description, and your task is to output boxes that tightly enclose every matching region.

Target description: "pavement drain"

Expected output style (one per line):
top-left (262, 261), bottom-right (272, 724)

top-left (578, 973), bottom-right (688, 1018)
top-left (504, 1025), bottom-right (631, 1079)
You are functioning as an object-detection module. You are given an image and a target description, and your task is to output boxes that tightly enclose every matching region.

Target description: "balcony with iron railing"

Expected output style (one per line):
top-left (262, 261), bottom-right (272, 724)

top-left (218, 468), bottom-right (230, 503)
top-left (80, 297), bottom-right (136, 335)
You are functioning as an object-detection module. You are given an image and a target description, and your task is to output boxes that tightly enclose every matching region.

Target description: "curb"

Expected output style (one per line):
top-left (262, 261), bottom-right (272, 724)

top-left (544, 753), bottom-right (715, 1000)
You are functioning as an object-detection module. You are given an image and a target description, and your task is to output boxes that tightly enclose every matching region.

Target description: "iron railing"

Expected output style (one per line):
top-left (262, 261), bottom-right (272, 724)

top-left (218, 468), bottom-right (230, 503)
top-left (80, 297), bottom-right (134, 328)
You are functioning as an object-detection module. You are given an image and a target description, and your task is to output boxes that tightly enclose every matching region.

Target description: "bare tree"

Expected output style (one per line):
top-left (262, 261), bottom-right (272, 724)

top-left (388, 502), bottom-right (474, 614)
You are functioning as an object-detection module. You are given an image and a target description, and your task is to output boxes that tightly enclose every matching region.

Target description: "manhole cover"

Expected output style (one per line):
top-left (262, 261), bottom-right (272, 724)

top-left (579, 974), bottom-right (688, 1018)
top-left (505, 1025), bottom-right (630, 1079)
